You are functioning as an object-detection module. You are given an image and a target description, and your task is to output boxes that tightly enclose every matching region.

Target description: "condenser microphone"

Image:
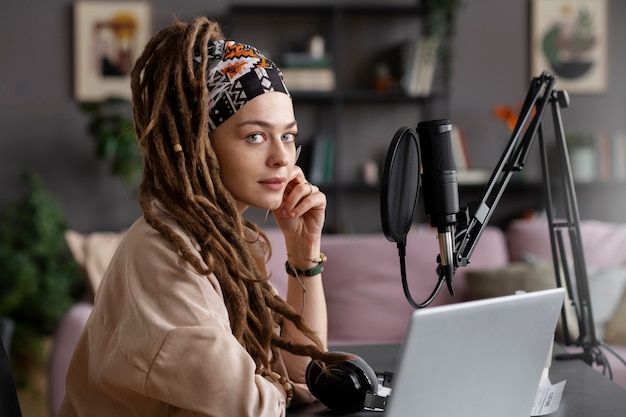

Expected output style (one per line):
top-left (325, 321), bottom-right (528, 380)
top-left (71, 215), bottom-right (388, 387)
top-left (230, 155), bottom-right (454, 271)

top-left (416, 119), bottom-right (459, 295)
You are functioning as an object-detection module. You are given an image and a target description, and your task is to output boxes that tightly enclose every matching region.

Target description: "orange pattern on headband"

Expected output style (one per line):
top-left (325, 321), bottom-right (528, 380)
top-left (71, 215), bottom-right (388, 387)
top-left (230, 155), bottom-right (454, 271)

top-left (222, 61), bottom-right (249, 78)
top-left (223, 43), bottom-right (270, 68)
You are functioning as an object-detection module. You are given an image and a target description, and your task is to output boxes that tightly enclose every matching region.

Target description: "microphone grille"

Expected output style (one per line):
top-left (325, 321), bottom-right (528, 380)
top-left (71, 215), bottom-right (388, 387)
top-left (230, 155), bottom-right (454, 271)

top-left (417, 119), bottom-right (455, 172)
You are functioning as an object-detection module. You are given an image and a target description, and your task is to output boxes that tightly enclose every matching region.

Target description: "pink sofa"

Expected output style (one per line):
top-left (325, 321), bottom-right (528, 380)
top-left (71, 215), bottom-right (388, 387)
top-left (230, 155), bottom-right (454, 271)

top-left (266, 225), bottom-right (509, 345)
top-left (49, 219), bottom-right (626, 415)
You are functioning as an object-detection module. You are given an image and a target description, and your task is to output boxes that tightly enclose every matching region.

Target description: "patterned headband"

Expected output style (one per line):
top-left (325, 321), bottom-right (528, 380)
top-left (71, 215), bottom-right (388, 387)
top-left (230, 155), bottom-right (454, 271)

top-left (196, 40), bottom-right (290, 131)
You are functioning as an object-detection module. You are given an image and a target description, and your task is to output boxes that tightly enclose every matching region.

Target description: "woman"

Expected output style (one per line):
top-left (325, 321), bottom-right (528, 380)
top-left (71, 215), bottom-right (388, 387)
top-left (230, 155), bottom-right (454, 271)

top-left (59, 17), bottom-right (348, 417)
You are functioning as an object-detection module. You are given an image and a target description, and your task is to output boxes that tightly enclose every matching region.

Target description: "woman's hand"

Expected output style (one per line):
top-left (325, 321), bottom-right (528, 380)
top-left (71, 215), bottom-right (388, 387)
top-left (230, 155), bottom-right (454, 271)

top-left (272, 165), bottom-right (325, 246)
top-left (273, 167), bottom-right (329, 357)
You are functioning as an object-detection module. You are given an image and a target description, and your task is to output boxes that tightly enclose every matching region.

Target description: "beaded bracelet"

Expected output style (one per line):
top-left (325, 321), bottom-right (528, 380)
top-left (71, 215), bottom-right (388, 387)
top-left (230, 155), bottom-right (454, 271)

top-left (269, 371), bottom-right (295, 408)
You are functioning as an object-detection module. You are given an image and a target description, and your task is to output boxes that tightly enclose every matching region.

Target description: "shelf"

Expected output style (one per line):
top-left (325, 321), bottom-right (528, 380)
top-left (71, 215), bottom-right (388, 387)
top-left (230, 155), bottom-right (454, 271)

top-left (319, 183), bottom-right (379, 193)
top-left (340, 90), bottom-right (435, 103)
top-left (290, 89), bottom-right (437, 103)
top-left (230, 4), bottom-right (426, 16)
top-left (318, 179), bottom-right (545, 194)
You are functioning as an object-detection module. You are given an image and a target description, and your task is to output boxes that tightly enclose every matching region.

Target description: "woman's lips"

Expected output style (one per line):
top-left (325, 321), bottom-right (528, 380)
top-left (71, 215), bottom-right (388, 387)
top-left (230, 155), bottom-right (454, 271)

top-left (259, 177), bottom-right (285, 191)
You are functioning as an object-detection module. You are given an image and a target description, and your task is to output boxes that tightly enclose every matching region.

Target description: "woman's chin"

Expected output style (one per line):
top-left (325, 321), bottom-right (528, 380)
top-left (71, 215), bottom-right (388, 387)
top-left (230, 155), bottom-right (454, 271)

top-left (252, 200), bottom-right (282, 213)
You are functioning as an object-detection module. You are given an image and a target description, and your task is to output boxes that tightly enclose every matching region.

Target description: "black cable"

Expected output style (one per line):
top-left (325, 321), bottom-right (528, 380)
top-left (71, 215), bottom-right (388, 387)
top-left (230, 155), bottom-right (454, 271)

top-left (600, 341), bottom-right (626, 370)
top-left (397, 241), bottom-right (445, 309)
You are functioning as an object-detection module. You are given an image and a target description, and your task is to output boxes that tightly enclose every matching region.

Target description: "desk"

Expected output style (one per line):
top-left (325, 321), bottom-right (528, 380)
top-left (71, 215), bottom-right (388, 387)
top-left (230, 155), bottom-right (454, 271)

top-left (288, 344), bottom-right (626, 417)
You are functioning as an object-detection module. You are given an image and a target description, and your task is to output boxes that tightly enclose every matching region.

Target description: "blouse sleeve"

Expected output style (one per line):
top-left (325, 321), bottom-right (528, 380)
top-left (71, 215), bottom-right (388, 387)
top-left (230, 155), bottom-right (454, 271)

top-left (145, 324), bottom-right (287, 417)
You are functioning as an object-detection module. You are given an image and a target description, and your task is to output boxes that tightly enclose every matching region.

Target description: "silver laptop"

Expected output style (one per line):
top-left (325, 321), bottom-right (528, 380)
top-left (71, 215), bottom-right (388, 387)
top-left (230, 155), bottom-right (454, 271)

top-left (385, 288), bottom-right (565, 417)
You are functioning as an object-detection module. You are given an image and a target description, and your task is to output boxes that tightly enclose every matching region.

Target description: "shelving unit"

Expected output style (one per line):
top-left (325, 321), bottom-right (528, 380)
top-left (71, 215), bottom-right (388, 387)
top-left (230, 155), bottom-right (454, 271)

top-left (222, 4), bottom-right (626, 233)
top-left (224, 3), bottom-right (448, 233)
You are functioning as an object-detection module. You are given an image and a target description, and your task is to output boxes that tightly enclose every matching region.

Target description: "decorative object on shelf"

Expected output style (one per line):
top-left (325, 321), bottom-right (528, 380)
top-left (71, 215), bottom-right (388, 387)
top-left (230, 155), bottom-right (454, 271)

top-left (492, 100), bottom-right (538, 182)
top-left (80, 97), bottom-right (142, 186)
top-left (73, 1), bottom-right (151, 101)
top-left (530, 0), bottom-right (608, 94)
top-left (361, 159), bottom-right (380, 186)
top-left (493, 102), bottom-right (524, 132)
top-left (493, 100), bottom-right (538, 135)
top-left (373, 63), bottom-right (397, 94)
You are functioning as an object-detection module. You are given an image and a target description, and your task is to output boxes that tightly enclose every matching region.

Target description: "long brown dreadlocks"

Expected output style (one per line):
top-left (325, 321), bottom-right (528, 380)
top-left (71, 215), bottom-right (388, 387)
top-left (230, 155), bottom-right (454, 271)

top-left (130, 17), bottom-right (347, 375)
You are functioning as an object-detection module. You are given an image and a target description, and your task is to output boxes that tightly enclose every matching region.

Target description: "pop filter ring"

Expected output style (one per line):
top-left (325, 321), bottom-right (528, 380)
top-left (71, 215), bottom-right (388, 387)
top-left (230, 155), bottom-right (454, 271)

top-left (380, 127), bottom-right (445, 308)
top-left (380, 127), bottom-right (420, 245)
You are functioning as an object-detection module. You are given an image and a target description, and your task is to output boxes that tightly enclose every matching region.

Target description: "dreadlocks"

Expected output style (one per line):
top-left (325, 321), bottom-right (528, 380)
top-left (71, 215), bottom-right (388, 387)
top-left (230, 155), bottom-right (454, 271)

top-left (130, 17), bottom-right (346, 374)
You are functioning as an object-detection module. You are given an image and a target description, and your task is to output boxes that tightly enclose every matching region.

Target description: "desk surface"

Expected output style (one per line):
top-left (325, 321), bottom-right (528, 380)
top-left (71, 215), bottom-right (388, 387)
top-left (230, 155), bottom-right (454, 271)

top-left (288, 344), bottom-right (626, 417)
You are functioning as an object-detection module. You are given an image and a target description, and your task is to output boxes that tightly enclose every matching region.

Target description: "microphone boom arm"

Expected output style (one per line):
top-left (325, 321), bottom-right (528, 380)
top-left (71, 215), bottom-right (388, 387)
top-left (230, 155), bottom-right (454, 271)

top-left (455, 72), bottom-right (554, 264)
top-left (453, 71), bottom-right (603, 366)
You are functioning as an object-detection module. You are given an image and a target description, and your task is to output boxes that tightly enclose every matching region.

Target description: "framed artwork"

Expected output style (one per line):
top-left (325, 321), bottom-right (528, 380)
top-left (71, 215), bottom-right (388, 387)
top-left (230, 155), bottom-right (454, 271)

top-left (74, 1), bottom-right (151, 101)
top-left (530, 0), bottom-right (608, 94)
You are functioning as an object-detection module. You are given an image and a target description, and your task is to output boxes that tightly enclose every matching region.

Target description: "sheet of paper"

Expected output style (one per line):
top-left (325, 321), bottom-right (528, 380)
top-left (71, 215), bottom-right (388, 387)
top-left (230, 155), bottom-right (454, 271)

top-left (532, 375), bottom-right (566, 416)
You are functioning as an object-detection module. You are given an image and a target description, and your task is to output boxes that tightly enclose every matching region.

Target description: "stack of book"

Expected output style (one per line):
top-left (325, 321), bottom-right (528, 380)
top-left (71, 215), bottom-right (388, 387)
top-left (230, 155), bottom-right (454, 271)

top-left (400, 36), bottom-right (439, 97)
top-left (451, 125), bottom-right (491, 184)
top-left (280, 52), bottom-right (335, 92)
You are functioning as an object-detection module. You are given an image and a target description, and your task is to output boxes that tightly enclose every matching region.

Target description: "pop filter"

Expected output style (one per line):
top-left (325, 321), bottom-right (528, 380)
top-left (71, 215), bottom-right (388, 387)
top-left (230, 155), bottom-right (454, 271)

top-left (380, 127), bottom-right (421, 245)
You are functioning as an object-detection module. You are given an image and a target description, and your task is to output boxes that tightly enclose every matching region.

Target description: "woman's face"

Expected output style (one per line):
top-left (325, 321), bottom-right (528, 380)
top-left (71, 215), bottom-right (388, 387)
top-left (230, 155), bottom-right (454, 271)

top-left (211, 92), bottom-right (298, 213)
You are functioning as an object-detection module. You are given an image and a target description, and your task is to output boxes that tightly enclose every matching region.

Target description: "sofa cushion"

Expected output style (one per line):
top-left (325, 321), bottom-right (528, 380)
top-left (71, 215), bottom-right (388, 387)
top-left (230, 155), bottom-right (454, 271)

top-left (465, 261), bottom-right (579, 343)
top-left (507, 218), bottom-right (626, 268)
top-left (65, 230), bottom-right (126, 298)
top-left (604, 288), bottom-right (626, 346)
top-left (465, 261), bottom-right (626, 345)
top-left (587, 266), bottom-right (626, 341)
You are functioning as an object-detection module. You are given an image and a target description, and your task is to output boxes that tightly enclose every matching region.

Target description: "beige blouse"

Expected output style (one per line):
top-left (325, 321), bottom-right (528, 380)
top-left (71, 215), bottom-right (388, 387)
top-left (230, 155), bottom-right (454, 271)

top-left (58, 203), bottom-right (315, 417)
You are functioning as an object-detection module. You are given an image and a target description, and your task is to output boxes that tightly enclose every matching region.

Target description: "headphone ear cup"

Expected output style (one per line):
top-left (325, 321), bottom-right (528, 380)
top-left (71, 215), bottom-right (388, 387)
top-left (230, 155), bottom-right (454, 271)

top-left (305, 352), bottom-right (379, 414)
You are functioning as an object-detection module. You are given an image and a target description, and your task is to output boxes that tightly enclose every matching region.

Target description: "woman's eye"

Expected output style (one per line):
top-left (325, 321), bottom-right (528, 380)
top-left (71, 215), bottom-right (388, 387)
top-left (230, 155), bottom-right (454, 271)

top-left (247, 133), bottom-right (264, 144)
top-left (282, 133), bottom-right (296, 142)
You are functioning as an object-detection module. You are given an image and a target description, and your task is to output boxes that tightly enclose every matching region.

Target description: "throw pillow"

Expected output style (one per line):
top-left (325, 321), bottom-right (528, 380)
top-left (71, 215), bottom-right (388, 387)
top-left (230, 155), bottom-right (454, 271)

top-left (604, 290), bottom-right (626, 346)
top-left (586, 266), bottom-right (626, 341)
top-left (65, 230), bottom-right (125, 299)
top-left (465, 261), bottom-right (579, 343)
top-left (466, 262), bottom-right (626, 346)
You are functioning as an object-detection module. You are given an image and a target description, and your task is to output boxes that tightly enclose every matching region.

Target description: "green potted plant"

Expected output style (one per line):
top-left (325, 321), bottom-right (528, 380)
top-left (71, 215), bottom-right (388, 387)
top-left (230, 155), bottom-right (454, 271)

top-left (81, 97), bottom-right (143, 187)
top-left (425, 0), bottom-right (463, 93)
top-left (0, 171), bottom-right (83, 386)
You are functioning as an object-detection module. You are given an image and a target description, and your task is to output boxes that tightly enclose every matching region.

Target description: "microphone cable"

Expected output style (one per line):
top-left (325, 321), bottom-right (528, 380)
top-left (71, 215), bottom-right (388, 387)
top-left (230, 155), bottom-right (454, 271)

top-left (396, 240), bottom-right (445, 309)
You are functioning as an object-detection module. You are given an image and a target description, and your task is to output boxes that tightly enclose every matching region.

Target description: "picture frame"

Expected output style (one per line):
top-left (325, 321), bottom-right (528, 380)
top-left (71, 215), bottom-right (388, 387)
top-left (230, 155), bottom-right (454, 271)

top-left (530, 0), bottom-right (608, 94)
top-left (73, 1), bottom-right (151, 101)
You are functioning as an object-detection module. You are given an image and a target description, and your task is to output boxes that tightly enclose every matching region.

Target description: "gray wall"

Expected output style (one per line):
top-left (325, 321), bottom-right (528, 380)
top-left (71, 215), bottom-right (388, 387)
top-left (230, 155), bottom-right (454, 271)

top-left (1, 0), bottom-right (624, 233)
top-left (453, 1), bottom-right (626, 178)
top-left (0, 0), bottom-right (231, 232)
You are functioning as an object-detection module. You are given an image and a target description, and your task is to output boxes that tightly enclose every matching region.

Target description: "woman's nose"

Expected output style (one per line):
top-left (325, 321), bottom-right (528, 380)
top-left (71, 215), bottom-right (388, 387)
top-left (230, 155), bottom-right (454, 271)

top-left (269, 142), bottom-right (290, 167)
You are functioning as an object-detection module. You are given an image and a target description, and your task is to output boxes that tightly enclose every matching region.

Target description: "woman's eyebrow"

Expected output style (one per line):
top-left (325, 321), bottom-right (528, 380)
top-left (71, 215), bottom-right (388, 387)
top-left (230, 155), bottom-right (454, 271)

top-left (236, 119), bottom-right (298, 129)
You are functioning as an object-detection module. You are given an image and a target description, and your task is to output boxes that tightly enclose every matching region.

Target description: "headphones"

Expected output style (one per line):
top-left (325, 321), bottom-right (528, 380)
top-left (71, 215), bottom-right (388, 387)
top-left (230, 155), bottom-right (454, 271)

top-left (305, 352), bottom-right (392, 414)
